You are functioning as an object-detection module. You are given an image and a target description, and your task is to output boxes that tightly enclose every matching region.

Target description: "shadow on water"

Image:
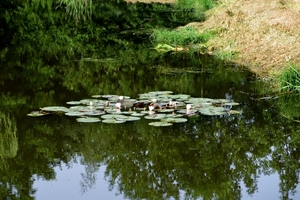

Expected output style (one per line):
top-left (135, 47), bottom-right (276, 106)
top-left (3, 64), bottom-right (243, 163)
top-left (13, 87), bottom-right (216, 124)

top-left (1, 0), bottom-right (300, 200)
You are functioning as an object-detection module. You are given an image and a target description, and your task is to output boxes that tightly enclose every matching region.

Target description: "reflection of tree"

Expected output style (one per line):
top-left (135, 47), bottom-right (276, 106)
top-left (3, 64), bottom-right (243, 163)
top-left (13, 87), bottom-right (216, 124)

top-left (74, 96), bottom-right (300, 200)
top-left (0, 112), bottom-right (18, 158)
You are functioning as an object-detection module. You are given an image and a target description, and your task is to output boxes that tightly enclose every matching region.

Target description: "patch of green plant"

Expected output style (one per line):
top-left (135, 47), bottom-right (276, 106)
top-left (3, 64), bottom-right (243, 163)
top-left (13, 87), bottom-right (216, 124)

top-left (176, 0), bottom-right (218, 11)
top-left (280, 63), bottom-right (300, 92)
top-left (214, 50), bottom-right (238, 61)
top-left (150, 26), bottom-right (214, 47)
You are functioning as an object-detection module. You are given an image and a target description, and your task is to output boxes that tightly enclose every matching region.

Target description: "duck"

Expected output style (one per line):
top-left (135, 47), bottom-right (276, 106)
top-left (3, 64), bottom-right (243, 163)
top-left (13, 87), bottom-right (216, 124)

top-left (162, 100), bottom-right (177, 109)
top-left (117, 96), bottom-right (133, 110)
top-left (149, 98), bottom-right (161, 109)
top-left (133, 101), bottom-right (145, 108)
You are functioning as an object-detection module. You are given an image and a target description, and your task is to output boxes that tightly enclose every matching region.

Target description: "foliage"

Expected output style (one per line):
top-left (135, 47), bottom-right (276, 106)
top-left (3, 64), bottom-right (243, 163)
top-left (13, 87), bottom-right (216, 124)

top-left (0, 112), bottom-right (18, 158)
top-left (150, 26), bottom-right (213, 47)
top-left (176, 0), bottom-right (218, 10)
top-left (57, 0), bottom-right (92, 21)
top-left (279, 63), bottom-right (300, 93)
top-left (214, 49), bottom-right (238, 61)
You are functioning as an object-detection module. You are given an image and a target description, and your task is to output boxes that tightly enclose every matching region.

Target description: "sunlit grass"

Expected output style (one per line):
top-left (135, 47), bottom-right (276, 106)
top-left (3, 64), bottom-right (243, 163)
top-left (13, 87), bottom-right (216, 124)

top-left (176, 0), bottom-right (217, 10)
top-left (150, 26), bottom-right (215, 46)
top-left (279, 63), bottom-right (300, 93)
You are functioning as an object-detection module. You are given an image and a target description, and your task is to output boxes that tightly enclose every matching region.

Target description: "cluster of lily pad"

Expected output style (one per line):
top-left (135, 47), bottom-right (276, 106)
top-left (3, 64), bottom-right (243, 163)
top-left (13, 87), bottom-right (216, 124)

top-left (27, 91), bottom-right (241, 126)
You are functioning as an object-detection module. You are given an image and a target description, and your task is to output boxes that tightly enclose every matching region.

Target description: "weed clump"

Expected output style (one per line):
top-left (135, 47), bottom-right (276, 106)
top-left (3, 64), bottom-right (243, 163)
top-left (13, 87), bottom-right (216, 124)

top-left (150, 26), bottom-right (214, 46)
top-left (280, 63), bottom-right (300, 93)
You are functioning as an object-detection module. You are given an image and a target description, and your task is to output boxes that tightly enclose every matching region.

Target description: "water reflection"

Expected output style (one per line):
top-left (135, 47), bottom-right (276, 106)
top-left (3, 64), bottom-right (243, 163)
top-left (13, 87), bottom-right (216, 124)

top-left (1, 56), bottom-right (300, 199)
top-left (1, 0), bottom-right (300, 199)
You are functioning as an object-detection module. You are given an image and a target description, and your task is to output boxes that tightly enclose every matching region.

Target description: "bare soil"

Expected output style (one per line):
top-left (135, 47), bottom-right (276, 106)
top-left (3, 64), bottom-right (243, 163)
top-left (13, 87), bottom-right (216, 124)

top-left (126, 0), bottom-right (300, 78)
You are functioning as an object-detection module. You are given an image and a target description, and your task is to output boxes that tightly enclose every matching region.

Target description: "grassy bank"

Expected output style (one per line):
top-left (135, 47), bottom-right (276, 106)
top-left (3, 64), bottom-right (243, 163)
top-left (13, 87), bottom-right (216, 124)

top-left (127, 0), bottom-right (300, 92)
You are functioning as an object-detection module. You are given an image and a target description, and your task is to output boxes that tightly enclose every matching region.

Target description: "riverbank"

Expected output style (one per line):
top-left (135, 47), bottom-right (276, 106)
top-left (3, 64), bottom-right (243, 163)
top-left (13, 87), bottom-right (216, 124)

top-left (126, 0), bottom-right (300, 79)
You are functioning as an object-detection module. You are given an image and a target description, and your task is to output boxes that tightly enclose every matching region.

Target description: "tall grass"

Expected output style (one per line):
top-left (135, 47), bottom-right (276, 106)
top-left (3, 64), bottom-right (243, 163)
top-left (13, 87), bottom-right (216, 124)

top-left (279, 63), bottom-right (300, 93)
top-left (150, 26), bottom-right (215, 46)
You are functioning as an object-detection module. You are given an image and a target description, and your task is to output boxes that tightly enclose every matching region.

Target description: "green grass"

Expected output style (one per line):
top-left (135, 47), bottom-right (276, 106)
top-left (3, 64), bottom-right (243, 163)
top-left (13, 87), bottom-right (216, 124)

top-left (176, 0), bottom-right (217, 11)
top-left (280, 63), bottom-right (300, 93)
top-left (150, 26), bottom-right (215, 46)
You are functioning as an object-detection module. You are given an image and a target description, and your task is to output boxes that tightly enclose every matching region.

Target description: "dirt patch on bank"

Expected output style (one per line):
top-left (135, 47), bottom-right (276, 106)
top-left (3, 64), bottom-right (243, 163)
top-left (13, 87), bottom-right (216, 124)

top-left (126, 0), bottom-right (300, 77)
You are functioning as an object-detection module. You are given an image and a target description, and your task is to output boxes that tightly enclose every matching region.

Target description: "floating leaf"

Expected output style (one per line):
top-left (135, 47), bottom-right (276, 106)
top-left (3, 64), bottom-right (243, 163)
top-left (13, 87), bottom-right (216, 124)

top-left (162, 118), bottom-right (188, 123)
top-left (177, 109), bottom-right (198, 114)
top-left (27, 111), bottom-right (50, 117)
top-left (69, 106), bottom-right (93, 112)
top-left (102, 119), bottom-right (126, 124)
top-left (121, 111), bottom-right (137, 115)
top-left (125, 116), bottom-right (141, 121)
top-left (42, 106), bottom-right (69, 112)
top-left (91, 95), bottom-right (102, 98)
top-left (165, 113), bottom-right (184, 118)
top-left (229, 110), bottom-right (242, 114)
top-left (131, 113), bottom-right (145, 117)
top-left (83, 111), bottom-right (106, 116)
top-left (101, 95), bottom-right (118, 99)
top-left (66, 101), bottom-right (82, 105)
top-left (144, 114), bottom-right (167, 120)
top-left (76, 117), bottom-right (101, 123)
top-left (101, 114), bottom-right (128, 119)
top-left (199, 107), bottom-right (227, 116)
top-left (223, 102), bottom-right (240, 106)
top-left (157, 109), bottom-right (174, 113)
top-left (149, 121), bottom-right (173, 126)
top-left (65, 112), bottom-right (86, 116)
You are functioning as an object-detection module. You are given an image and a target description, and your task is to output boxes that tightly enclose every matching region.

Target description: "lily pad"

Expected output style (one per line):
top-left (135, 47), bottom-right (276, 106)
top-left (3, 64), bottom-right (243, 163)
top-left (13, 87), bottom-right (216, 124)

top-left (83, 111), bottom-right (106, 116)
top-left (101, 94), bottom-right (118, 99)
top-left (157, 109), bottom-right (174, 113)
top-left (121, 111), bottom-right (137, 115)
top-left (131, 113), bottom-right (145, 117)
top-left (80, 99), bottom-right (99, 104)
top-left (177, 109), bottom-right (198, 114)
top-left (148, 91), bottom-right (173, 95)
top-left (66, 101), bottom-right (82, 105)
top-left (91, 95), bottom-right (102, 98)
top-left (69, 106), bottom-right (94, 112)
top-left (101, 114), bottom-right (128, 119)
top-left (223, 102), bottom-right (240, 106)
top-left (199, 107), bottom-right (227, 116)
top-left (102, 119), bottom-right (126, 124)
top-left (144, 114), bottom-right (167, 120)
top-left (229, 110), bottom-right (242, 114)
top-left (65, 112), bottom-right (86, 116)
top-left (42, 106), bottom-right (69, 112)
top-left (165, 113), bottom-right (184, 118)
top-left (76, 117), bottom-right (101, 123)
top-left (149, 121), bottom-right (173, 127)
top-left (27, 111), bottom-right (49, 117)
top-left (125, 116), bottom-right (141, 121)
top-left (162, 117), bottom-right (188, 123)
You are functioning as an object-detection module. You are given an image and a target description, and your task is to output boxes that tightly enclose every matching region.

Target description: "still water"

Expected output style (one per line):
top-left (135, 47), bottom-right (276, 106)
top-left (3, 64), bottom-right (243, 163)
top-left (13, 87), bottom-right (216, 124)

top-left (2, 52), bottom-right (300, 199)
top-left (1, 0), bottom-right (300, 199)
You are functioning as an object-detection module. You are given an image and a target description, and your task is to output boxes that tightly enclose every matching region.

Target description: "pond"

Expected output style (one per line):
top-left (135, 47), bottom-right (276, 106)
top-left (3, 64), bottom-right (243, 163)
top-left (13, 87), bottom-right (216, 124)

top-left (1, 1), bottom-right (300, 200)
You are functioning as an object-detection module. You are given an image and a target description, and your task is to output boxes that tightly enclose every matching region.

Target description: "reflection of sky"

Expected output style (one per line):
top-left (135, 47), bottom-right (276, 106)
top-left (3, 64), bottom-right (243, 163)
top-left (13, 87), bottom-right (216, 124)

top-left (241, 174), bottom-right (300, 200)
top-left (33, 162), bottom-right (125, 200)
top-left (33, 160), bottom-right (300, 200)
